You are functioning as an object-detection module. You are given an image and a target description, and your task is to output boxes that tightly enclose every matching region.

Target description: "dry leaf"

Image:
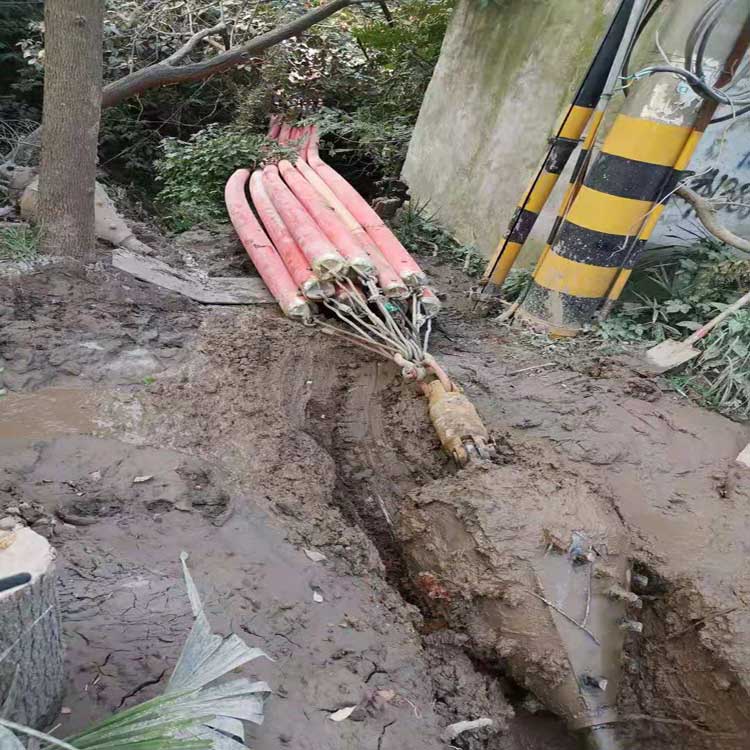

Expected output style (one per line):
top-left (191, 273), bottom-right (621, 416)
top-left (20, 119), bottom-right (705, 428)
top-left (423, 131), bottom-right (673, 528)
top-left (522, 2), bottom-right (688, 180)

top-left (328, 706), bottom-right (356, 722)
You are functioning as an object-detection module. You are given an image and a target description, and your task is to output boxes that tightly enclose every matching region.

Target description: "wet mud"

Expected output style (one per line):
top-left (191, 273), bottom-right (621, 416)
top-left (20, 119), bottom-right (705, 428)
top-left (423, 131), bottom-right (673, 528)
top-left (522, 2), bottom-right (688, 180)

top-left (1, 239), bottom-right (749, 749)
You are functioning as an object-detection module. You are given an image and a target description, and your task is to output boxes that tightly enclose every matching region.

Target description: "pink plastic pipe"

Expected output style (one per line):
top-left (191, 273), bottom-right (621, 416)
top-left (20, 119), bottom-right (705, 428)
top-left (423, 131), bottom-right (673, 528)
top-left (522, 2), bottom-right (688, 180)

top-left (291, 155), bottom-right (411, 299)
top-left (307, 126), bottom-right (427, 288)
top-left (249, 170), bottom-right (332, 300)
top-left (225, 169), bottom-right (310, 321)
top-left (278, 122), bottom-right (292, 145)
top-left (277, 159), bottom-right (376, 279)
top-left (267, 115), bottom-right (282, 140)
top-left (262, 164), bottom-right (345, 280)
top-left (420, 286), bottom-right (442, 316)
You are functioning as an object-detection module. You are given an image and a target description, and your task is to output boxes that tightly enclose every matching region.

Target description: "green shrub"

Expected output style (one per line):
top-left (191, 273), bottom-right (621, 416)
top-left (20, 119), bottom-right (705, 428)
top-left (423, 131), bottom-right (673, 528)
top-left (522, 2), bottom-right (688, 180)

top-left (0, 225), bottom-right (39, 262)
top-left (392, 202), bottom-right (484, 276)
top-left (154, 125), bottom-right (293, 231)
top-left (601, 241), bottom-right (750, 420)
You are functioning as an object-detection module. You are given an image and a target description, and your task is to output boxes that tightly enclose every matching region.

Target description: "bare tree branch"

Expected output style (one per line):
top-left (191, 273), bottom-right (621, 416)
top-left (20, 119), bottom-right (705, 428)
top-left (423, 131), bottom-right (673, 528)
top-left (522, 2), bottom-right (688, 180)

top-left (163, 21), bottom-right (228, 66)
top-left (5, 0), bottom-right (359, 164)
top-left (677, 185), bottom-right (750, 254)
top-left (101, 0), bottom-right (357, 109)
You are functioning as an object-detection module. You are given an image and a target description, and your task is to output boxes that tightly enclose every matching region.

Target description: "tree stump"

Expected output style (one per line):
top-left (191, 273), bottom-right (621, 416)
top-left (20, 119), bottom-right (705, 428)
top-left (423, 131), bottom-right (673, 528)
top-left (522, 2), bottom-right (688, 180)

top-left (0, 527), bottom-right (64, 728)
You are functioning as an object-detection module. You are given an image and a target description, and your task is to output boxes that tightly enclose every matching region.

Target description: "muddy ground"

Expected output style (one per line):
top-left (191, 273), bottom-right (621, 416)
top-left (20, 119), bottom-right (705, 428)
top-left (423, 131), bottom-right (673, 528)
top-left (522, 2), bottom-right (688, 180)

top-left (1, 227), bottom-right (749, 749)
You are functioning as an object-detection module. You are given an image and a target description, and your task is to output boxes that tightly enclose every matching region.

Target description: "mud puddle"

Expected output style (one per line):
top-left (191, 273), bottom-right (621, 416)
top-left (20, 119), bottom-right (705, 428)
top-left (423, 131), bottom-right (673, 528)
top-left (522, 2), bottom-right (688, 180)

top-left (0, 387), bottom-right (104, 440)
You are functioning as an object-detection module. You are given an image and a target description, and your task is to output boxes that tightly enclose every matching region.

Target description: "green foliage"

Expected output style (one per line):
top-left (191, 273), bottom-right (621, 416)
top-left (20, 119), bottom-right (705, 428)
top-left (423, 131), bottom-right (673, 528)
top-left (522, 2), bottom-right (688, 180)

top-left (351, 0), bottom-right (453, 120)
top-left (499, 267), bottom-right (533, 301)
top-left (154, 125), bottom-right (294, 230)
top-left (237, 0), bottom-right (455, 186)
top-left (0, 225), bottom-right (39, 262)
top-left (0, 1), bottom-right (43, 124)
top-left (304, 107), bottom-right (414, 188)
top-left (392, 202), bottom-right (484, 276)
top-left (601, 242), bottom-right (750, 420)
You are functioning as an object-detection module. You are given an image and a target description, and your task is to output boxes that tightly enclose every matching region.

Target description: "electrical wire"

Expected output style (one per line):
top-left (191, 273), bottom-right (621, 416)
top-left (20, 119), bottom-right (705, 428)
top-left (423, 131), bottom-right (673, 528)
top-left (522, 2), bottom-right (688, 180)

top-left (621, 0), bottom-right (665, 94)
top-left (623, 0), bottom-right (750, 122)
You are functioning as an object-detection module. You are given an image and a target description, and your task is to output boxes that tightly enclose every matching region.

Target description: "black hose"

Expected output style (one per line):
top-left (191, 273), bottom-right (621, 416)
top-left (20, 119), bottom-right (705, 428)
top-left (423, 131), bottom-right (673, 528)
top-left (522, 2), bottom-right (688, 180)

top-left (0, 572), bottom-right (31, 592)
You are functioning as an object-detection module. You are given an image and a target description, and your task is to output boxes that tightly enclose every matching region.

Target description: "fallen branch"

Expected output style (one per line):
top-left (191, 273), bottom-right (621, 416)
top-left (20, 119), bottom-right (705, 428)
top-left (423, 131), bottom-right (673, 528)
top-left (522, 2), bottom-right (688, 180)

top-left (7, 0), bottom-right (360, 163)
top-left (677, 185), bottom-right (750, 253)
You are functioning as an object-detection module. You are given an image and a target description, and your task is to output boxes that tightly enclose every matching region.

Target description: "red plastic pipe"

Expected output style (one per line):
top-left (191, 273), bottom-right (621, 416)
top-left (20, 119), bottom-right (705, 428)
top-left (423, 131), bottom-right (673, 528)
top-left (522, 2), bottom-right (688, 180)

top-left (268, 115), bottom-right (282, 140)
top-left (262, 164), bottom-right (345, 280)
top-left (249, 170), bottom-right (332, 300)
top-left (277, 159), bottom-right (376, 278)
top-left (420, 286), bottom-right (442, 317)
top-left (278, 122), bottom-right (292, 145)
top-left (225, 169), bottom-right (310, 320)
top-left (307, 126), bottom-right (427, 287)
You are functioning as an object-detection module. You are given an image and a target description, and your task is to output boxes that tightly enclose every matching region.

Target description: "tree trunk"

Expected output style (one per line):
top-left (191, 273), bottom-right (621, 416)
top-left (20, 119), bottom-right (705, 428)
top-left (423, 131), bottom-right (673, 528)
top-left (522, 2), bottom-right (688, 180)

top-left (37, 0), bottom-right (103, 266)
top-left (0, 527), bottom-right (64, 729)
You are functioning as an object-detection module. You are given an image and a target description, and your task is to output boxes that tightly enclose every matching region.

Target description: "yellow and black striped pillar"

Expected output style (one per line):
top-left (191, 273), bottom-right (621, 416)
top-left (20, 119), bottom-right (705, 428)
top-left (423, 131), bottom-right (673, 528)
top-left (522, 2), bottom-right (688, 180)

top-left (518, 114), bottom-right (695, 334)
top-left (518, 2), bottom-right (750, 335)
top-left (482, 0), bottom-right (636, 287)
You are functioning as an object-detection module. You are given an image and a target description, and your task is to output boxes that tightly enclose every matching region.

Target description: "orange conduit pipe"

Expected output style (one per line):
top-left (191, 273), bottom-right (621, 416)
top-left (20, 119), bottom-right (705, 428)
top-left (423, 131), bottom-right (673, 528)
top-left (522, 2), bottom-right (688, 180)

top-left (267, 115), bottom-right (282, 140)
top-left (276, 159), bottom-right (377, 279)
top-left (262, 164), bottom-right (346, 280)
top-left (225, 169), bottom-right (310, 321)
top-left (292, 127), bottom-right (441, 312)
top-left (248, 170), bottom-right (332, 300)
top-left (305, 126), bottom-right (427, 288)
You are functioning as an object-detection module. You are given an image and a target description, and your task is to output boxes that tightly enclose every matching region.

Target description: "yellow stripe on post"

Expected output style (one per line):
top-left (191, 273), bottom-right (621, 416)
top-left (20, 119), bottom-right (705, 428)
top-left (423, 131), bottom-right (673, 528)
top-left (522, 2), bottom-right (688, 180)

top-left (602, 114), bottom-right (692, 166)
top-left (486, 241), bottom-right (523, 285)
top-left (520, 172), bottom-right (559, 213)
top-left (534, 252), bottom-right (619, 298)
top-left (566, 186), bottom-right (654, 236)
top-left (559, 105), bottom-right (594, 140)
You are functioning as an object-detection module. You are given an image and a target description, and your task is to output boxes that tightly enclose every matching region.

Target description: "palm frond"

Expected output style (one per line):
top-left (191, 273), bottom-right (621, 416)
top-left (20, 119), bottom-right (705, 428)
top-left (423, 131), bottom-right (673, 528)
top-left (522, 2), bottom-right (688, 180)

top-left (0, 552), bottom-right (271, 750)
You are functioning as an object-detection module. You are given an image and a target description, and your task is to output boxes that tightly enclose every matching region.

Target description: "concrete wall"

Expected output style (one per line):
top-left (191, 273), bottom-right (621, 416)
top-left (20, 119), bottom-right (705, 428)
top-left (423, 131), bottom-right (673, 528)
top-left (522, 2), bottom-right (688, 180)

top-left (651, 124), bottom-right (750, 247)
top-left (402, 0), bottom-right (617, 259)
top-left (402, 0), bottom-right (750, 259)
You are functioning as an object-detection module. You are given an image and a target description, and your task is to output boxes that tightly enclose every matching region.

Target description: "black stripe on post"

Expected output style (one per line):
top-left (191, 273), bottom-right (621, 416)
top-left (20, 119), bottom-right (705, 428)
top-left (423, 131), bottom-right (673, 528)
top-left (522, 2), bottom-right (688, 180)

top-left (546, 138), bottom-right (580, 174)
top-left (575, 0), bottom-right (636, 108)
top-left (554, 222), bottom-right (632, 267)
top-left (586, 153), bottom-right (675, 201)
top-left (570, 148), bottom-right (592, 184)
top-left (521, 283), bottom-right (604, 331)
top-left (507, 208), bottom-right (538, 244)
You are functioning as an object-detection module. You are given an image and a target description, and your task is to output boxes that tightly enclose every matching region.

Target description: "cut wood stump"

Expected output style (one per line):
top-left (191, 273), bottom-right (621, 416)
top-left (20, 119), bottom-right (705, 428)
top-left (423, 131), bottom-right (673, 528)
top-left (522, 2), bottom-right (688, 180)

top-left (0, 527), bottom-right (64, 728)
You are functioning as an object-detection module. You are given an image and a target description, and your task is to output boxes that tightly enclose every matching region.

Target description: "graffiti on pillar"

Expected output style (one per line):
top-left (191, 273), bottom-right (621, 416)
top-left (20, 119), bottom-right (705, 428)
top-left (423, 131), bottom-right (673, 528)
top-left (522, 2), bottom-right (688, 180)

top-left (679, 150), bottom-right (750, 221)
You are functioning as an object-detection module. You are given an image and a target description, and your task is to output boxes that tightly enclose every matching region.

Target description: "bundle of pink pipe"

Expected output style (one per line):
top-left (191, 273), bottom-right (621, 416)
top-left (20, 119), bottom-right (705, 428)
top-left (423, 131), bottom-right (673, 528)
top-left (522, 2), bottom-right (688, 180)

top-left (225, 117), bottom-right (442, 379)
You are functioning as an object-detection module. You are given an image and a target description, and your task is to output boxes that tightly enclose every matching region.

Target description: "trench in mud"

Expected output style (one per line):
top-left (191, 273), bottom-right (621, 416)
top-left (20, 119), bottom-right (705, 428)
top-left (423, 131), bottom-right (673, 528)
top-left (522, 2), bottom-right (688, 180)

top-left (296, 355), bottom-right (581, 745)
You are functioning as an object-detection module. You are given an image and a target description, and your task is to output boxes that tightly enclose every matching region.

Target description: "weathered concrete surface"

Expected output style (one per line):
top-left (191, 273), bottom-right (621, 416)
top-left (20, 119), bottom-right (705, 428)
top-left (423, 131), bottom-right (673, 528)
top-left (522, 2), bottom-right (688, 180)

top-left (402, 0), bottom-right (616, 259)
